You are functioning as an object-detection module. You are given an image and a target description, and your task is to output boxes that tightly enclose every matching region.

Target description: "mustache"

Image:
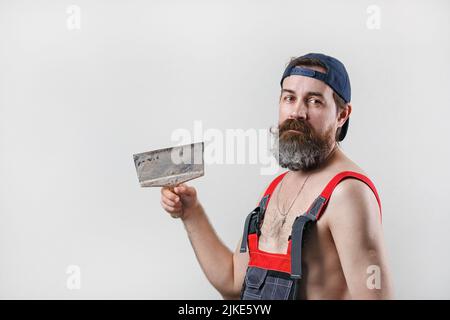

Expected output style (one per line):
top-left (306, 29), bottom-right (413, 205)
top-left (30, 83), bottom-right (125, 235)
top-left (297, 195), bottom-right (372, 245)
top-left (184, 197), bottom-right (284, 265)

top-left (278, 118), bottom-right (314, 136)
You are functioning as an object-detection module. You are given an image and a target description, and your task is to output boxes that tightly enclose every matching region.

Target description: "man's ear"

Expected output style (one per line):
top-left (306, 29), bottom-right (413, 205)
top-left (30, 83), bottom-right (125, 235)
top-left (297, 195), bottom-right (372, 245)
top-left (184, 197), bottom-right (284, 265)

top-left (338, 104), bottom-right (352, 127)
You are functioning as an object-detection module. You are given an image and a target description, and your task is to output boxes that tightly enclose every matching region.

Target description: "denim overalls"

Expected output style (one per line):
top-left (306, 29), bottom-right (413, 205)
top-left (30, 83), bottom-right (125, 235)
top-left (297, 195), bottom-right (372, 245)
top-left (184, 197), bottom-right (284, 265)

top-left (239, 171), bottom-right (382, 300)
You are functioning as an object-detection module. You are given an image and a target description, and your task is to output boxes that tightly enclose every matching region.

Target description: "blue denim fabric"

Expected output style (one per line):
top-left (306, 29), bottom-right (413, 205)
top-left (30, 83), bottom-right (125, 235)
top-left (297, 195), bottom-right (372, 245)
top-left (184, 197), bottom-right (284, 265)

top-left (241, 267), bottom-right (294, 300)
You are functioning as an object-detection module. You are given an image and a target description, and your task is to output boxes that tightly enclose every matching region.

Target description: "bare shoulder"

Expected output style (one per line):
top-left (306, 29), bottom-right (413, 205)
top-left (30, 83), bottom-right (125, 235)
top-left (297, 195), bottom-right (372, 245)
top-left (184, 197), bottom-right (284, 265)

top-left (322, 164), bottom-right (382, 229)
top-left (328, 152), bottom-right (377, 207)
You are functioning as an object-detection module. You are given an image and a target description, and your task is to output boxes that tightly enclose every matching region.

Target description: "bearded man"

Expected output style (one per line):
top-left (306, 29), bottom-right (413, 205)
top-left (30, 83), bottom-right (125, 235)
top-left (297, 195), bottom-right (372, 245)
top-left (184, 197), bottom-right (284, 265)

top-left (160, 53), bottom-right (394, 300)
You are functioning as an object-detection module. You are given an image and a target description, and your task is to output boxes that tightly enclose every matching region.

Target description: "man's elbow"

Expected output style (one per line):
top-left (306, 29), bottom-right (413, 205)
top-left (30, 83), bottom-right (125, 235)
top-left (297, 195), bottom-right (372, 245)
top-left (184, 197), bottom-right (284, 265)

top-left (220, 286), bottom-right (242, 300)
top-left (221, 292), bottom-right (241, 300)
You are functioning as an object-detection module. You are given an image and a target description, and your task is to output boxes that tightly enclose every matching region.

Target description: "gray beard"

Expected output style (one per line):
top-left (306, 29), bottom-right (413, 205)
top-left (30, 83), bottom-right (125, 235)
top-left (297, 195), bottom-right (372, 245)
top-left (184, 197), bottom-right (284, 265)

top-left (272, 133), bottom-right (331, 172)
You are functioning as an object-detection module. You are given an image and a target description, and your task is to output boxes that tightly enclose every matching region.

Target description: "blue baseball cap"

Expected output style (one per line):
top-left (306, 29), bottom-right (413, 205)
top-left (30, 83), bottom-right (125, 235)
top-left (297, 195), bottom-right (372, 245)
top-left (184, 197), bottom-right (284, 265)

top-left (280, 53), bottom-right (351, 141)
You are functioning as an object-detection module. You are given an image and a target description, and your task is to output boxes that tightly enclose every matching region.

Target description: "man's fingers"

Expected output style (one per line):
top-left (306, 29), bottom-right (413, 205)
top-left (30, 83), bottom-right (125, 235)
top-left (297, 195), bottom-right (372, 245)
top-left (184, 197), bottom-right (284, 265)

top-left (160, 201), bottom-right (173, 212)
top-left (160, 200), bottom-right (181, 213)
top-left (161, 196), bottom-right (176, 207)
top-left (161, 187), bottom-right (180, 202)
top-left (161, 197), bottom-right (182, 209)
top-left (174, 184), bottom-right (194, 196)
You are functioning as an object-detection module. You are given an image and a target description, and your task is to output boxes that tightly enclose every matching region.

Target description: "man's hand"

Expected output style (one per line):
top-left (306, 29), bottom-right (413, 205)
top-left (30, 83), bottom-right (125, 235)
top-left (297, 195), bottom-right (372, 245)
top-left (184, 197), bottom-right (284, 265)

top-left (160, 183), bottom-right (199, 220)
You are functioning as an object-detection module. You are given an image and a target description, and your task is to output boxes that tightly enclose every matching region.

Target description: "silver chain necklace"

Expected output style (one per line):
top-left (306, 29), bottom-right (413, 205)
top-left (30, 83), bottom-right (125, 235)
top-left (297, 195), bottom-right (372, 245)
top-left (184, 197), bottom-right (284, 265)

top-left (276, 172), bottom-right (311, 226)
top-left (276, 144), bottom-right (338, 226)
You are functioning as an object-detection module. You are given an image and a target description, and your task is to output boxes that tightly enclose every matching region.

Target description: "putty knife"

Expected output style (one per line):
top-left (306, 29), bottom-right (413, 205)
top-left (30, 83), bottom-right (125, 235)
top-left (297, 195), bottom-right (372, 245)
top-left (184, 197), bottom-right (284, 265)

top-left (133, 142), bottom-right (204, 187)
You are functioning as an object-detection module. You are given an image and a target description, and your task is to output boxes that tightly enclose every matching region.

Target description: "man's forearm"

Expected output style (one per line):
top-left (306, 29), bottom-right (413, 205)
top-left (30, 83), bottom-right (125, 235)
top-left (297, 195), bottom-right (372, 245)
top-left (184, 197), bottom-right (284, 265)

top-left (181, 202), bottom-right (235, 298)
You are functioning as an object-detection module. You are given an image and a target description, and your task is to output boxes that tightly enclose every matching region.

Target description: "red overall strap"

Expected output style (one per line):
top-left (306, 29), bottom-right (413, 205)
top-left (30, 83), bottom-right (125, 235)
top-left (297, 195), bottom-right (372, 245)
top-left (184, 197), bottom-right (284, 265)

top-left (313, 170), bottom-right (382, 221)
top-left (247, 170), bottom-right (382, 274)
top-left (290, 171), bottom-right (383, 278)
top-left (258, 171), bottom-right (289, 206)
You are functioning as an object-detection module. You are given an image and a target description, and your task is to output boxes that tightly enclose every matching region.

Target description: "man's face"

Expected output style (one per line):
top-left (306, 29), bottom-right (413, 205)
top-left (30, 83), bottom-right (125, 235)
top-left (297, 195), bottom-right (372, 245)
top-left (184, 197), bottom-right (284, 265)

top-left (274, 65), bottom-right (341, 171)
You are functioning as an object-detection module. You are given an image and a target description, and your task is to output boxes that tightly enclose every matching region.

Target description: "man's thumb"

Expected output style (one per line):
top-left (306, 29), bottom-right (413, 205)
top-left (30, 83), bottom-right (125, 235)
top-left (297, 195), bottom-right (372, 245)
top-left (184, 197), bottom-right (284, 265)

top-left (174, 184), bottom-right (195, 197)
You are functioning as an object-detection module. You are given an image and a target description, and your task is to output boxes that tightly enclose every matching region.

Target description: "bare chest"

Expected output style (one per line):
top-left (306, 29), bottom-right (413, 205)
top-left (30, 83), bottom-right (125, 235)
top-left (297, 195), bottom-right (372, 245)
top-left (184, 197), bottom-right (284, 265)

top-left (257, 168), bottom-right (352, 253)
top-left (258, 209), bottom-right (315, 253)
top-left (257, 169), bottom-right (344, 254)
top-left (257, 188), bottom-right (348, 297)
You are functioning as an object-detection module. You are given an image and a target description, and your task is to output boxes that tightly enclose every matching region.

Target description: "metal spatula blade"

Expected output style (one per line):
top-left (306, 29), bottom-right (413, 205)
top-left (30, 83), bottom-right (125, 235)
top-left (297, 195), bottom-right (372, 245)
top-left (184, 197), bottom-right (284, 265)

top-left (133, 142), bottom-right (204, 187)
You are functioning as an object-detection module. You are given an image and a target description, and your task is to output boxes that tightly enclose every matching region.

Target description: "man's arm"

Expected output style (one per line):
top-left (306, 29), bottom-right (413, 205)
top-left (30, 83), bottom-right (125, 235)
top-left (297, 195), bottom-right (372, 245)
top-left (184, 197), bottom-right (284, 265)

top-left (230, 236), bottom-right (250, 299)
top-left (161, 184), bottom-right (255, 299)
top-left (325, 178), bottom-right (394, 299)
top-left (181, 202), bottom-right (249, 299)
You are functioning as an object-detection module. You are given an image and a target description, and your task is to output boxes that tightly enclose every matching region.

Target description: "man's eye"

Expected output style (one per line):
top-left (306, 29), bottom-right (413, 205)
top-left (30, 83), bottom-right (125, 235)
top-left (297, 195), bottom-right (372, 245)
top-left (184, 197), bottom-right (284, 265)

top-left (283, 95), bottom-right (295, 102)
top-left (308, 98), bottom-right (322, 105)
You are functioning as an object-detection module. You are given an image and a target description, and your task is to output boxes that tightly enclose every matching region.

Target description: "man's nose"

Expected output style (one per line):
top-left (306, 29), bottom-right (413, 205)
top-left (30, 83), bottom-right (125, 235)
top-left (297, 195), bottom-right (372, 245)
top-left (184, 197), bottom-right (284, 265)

top-left (288, 101), bottom-right (308, 120)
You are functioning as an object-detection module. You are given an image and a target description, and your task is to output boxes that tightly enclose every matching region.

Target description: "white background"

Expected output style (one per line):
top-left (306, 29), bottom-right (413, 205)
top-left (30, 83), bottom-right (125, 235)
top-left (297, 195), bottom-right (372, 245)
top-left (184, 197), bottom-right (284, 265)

top-left (1, 0), bottom-right (449, 299)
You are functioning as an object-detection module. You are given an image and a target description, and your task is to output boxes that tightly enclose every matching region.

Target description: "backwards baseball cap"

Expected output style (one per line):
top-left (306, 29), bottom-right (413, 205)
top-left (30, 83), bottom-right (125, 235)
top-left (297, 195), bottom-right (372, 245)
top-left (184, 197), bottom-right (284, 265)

top-left (280, 53), bottom-right (351, 141)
